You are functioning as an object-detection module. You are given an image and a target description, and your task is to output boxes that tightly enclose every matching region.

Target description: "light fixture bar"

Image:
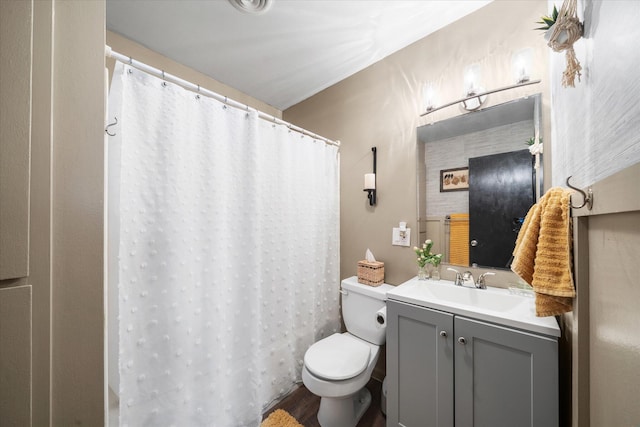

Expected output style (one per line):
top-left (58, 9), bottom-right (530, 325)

top-left (420, 79), bottom-right (541, 117)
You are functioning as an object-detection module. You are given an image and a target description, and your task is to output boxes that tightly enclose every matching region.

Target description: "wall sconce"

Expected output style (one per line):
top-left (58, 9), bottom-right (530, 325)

top-left (363, 147), bottom-right (377, 206)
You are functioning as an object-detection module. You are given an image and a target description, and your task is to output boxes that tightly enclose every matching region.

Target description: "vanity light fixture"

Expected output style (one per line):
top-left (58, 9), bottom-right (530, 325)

top-left (420, 56), bottom-right (541, 117)
top-left (363, 147), bottom-right (377, 206)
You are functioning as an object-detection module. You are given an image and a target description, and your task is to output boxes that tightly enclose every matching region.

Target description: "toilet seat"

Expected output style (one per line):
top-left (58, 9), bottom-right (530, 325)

top-left (304, 333), bottom-right (371, 381)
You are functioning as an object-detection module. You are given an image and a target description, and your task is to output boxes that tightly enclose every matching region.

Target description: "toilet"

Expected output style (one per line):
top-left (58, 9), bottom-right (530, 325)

top-left (302, 277), bottom-right (394, 427)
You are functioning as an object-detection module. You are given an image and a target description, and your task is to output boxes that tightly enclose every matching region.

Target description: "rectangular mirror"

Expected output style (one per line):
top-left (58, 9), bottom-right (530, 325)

top-left (417, 94), bottom-right (542, 270)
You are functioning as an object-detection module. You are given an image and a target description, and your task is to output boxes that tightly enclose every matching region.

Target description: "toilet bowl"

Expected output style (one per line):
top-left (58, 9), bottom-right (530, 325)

top-left (302, 333), bottom-right (380, 426)
top-left (302, 277), bottom-right (393, 427)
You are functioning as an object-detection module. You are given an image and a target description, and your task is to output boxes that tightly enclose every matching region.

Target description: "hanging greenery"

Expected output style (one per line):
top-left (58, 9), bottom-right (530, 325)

top-left (537, 0), bottom-right (584, 88)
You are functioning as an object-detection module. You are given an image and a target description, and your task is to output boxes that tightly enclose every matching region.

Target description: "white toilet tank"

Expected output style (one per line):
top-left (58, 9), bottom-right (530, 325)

top-left (341, 277), bottom-right (395, 345)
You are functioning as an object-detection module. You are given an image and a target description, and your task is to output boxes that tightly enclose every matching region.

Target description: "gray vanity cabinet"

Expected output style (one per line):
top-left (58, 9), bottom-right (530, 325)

top-left (386, 300), bottom-right (454, 427)
top-left (454, 316), bottom-right (558, 427)
top-left (387, 300), bottom-right (559, 427)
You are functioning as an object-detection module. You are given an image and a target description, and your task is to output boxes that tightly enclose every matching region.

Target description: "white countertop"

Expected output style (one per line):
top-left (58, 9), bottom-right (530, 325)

top-left (386, 277), bottom-right (560, 337)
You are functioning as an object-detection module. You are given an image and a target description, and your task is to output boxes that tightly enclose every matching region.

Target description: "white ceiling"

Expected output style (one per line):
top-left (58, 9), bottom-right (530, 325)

top-left (107, 0), bottom-right (492, 110)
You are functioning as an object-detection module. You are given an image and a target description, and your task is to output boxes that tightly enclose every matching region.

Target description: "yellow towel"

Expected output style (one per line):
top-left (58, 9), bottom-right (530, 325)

top-left (511, 187), bottom-right (575, 317)
top-left (449, 213), bottom-right (469, 266)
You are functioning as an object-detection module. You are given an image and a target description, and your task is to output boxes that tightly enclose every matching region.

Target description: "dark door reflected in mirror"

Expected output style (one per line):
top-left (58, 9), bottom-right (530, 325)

top-left (417, 94), bottom-right (542, 270)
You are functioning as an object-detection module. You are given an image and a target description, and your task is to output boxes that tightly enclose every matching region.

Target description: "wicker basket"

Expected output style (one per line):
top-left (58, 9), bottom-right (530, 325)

top-left (357, 260), bottom-right (385, 286)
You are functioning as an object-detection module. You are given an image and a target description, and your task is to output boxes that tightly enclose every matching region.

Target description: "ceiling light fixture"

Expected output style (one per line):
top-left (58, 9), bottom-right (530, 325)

top-left (228, 0), bottom-right (273, 15)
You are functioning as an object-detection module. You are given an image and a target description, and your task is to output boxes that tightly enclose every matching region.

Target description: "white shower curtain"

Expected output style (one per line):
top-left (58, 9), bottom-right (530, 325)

top-left (108, 62), bottom-right (340, 426)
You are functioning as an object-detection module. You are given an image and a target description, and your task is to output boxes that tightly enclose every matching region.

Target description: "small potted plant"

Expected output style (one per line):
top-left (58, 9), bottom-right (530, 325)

top-left (536, 5), bottom-right (569, 44)
top-left (536, 4), bottom-right (558, 32)
top-left (413, 240), bottom-right (443, 281)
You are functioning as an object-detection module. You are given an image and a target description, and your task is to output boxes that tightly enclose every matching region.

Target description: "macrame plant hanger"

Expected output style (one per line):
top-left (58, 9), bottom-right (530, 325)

top-left (547, 0), bottom-right (584, 87)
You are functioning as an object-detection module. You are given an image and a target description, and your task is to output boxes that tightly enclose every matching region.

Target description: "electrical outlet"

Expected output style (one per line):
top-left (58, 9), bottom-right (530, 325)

top-left (392, 227), bottom-right (411, 247)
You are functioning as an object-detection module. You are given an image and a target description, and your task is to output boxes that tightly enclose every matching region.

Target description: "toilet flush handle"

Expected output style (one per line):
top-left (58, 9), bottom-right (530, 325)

top-left (339, 289), bottom-right (348, 296)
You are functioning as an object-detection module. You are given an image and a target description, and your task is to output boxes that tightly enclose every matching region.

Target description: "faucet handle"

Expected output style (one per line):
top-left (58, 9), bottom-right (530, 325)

top-left (477, 272), bottom-right (496, 289)
top-left (447, 268), bottom-right (464, 286)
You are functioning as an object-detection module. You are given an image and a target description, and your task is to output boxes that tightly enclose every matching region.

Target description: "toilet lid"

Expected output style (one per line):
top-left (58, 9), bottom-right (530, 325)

top-left (304, 333), bottom-right (371, 381)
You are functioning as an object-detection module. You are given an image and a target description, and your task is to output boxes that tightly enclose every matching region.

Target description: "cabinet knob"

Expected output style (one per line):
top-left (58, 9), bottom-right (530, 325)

top-left (458, 337), bottom-right (466, 345)
top-left (439, 330), bottom-right (448, 338)
top-left (470, 239), bottom-right (478, 247)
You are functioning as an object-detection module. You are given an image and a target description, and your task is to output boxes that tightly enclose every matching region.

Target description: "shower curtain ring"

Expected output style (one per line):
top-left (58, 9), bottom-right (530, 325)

top-left (161, 70), bottom-right (167, 87)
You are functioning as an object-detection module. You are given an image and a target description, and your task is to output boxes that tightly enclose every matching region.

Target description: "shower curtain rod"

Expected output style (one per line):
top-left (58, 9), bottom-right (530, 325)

top-left (105, 46), bottom-right (340, 147)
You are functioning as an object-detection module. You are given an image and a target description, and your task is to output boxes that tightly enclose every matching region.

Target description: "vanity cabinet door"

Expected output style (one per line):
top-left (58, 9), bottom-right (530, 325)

top-left (387, 300), bottom-right (454, 427)
top-left (454, 316), bottom-right (558, 427)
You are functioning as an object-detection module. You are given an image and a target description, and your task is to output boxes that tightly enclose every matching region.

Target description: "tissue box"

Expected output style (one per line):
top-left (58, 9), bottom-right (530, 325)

top-left (357, 260), bottom-right (385, 286)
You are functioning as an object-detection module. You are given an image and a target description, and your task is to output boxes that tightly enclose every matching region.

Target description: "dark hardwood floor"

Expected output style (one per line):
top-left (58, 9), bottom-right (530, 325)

top-left (263, 378), bottom-right (386, 427)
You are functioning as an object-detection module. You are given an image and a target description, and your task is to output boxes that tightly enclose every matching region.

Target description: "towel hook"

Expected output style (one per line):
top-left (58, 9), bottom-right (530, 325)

top-left (566, 176), bottom-right (593, 210)
top-left (105, 116), bottom-right (118, 137)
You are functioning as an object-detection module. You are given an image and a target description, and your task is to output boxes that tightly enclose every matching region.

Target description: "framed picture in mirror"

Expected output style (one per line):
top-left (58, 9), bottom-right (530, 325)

top-left (440, 167), bottom-right (469, 192)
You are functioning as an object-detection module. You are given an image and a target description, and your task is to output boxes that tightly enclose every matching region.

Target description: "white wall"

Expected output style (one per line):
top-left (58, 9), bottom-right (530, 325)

top-left (549, 2), bottom-right (640, 426)
top-left (550, 0), bottom-right (640, 187)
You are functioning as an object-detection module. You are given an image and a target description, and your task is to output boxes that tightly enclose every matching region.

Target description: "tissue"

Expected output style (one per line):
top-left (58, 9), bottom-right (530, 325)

top-left (375, 306), bottom-right (387, 329)
top-left (365, 248), bottom-right (377, 262)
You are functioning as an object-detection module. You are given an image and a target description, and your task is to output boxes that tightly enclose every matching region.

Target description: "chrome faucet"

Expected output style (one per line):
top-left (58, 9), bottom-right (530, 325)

top-left (463, 271), bottom-right (476, 288)
top-left (447, 268), bottom-right (494, 289)
top-left (447, 268), bottom-right (464, 286)
top-left (476, 272), bottom-right (496, 289)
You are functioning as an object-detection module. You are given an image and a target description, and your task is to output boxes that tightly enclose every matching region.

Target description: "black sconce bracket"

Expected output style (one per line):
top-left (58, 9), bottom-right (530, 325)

top-left (364, 147), bottom-right (377, 206)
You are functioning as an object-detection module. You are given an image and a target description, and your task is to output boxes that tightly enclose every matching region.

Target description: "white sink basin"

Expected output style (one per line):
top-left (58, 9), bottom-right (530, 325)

top-left (386, 277), bottom-right (560, 337)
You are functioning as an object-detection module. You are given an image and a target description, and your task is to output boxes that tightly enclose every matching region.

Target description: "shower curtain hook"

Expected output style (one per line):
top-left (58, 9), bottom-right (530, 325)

top-left (161, 70), bottom-right (167, 87)
top-left (196, 85), bottom-right (201, 100)
top-left (105, 116), bottom-right (118, 136)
